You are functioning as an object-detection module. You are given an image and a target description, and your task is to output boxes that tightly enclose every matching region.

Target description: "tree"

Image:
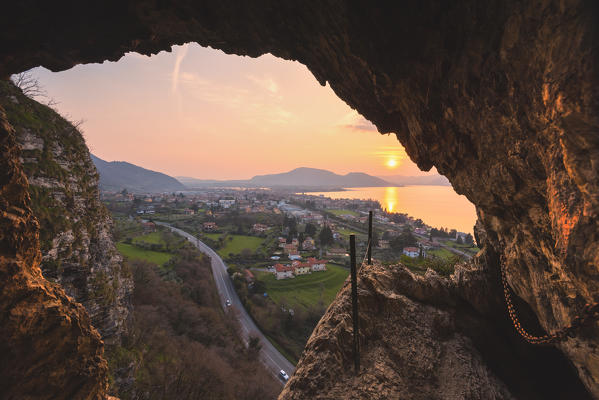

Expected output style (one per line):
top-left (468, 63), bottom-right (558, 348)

top-left (464, 233), bottom-right (474, 245)
top-left (456, 236), bottom-right (463, 245)
top-left (390, 231), bottom-right (417, 251)
top-left (318, 226), bottom-right (334, 246)
top-left (305, 223), bottom-right (317, 236)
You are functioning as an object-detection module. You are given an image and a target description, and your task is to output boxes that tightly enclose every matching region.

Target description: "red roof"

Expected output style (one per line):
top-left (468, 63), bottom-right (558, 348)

top-left (307, 257), bottom-right (327, 265)
top-left (274, 264), bottom-right (294, 273)
top-left (404, 247), bottom-right (419, 252)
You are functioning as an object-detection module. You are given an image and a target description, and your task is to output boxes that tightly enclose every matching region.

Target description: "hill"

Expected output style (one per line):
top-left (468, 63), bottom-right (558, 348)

top-left (180, 167), bottom-right (392, 188)
top-left (91, 154), bottom-right (186, 193)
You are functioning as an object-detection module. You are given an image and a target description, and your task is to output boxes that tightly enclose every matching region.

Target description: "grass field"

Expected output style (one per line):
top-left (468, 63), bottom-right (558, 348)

top-left (327, 209), bottom-right (360, 217)
top-left (256, 264), bottom-right (349, 311)
top-left (133, 232), bottom-right (163, 244)
top-left (428, 247), bottom-right (457, 260)
top-left (218, 235), bottom-right (264, 257)
top-left (116, 243), bottom-right (173, 266)
top-left (203, 233), bottom-right (223, 240)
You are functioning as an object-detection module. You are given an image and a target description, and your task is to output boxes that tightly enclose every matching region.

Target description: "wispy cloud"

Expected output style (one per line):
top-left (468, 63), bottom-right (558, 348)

top-left (177, 71), bottom-right (293, 126)
top-left (247, 75), bottom-right (279, 95)
top-left (337, 111), bottom-right (378, 132)
top-left (171, 44), bottom-right (189, 94)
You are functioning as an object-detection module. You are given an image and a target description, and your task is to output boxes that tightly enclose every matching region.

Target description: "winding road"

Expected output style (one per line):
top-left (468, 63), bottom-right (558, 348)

top-left (154, 221), bottom-right (296, 383)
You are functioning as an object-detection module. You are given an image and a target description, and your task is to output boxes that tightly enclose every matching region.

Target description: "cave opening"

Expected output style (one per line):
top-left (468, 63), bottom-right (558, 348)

top-left (1, 2), bottom-right (598, 399)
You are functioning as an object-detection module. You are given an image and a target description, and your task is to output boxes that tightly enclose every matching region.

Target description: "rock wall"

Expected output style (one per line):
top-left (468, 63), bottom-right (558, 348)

top-left (0, 103), bottom-right (110, 399)
top-left (0, 81), bottom-right (133, 346)
top-left (0, 0), bottom-right (597, 398)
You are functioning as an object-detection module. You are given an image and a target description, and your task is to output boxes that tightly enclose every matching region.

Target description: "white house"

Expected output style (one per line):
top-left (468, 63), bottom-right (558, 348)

top-left (274, 264), bottom-right (295, 280)
top-left (403, 246), bottom-right (420, 258)
top-left (307, 258), bottom-right (327, 272)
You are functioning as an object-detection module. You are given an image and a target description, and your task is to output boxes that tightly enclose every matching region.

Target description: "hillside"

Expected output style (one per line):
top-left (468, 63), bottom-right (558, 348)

top-left (92, 154), bottom-right (186, 193)
top-left (180, 167), bottom-right (393, 188)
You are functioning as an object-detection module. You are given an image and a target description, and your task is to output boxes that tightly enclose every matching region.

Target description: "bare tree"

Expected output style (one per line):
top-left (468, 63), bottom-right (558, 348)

top-left (11, 72), bottom-right (47, 98)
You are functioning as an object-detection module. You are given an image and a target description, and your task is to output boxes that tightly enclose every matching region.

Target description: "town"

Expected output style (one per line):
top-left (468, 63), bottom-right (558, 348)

top-left (102, 187), bottom-right (478, 362)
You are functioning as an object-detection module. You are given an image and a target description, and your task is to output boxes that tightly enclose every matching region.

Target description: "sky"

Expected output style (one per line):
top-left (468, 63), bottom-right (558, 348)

top-left (28, 43), bottom-right (437, 180)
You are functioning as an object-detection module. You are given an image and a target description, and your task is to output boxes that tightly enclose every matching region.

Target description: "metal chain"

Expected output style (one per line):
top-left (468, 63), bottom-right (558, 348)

top-left (501, 256), bottom-right (599, 344)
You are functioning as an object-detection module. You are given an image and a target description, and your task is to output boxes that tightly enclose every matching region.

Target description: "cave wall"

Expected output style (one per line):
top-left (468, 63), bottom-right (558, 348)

top-left (0, 0), bottom-right (598, 397)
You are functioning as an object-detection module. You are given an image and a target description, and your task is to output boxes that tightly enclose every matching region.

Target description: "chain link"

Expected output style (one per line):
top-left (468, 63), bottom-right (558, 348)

top-left (501, 256), bottom-right (599, 345)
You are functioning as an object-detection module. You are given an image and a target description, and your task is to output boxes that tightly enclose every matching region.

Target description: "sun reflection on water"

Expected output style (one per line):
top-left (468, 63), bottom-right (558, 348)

top-left (384, 186), bottom-right (397, 212)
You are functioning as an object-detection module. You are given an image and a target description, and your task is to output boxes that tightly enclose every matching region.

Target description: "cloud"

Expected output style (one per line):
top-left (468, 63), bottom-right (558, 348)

top-left (337, 111), bottom-right (378, 132)
top-left (177, 71), bottom-right (293, 126)
top-left (171, 44), bottom-right (189, 93)
top-left (247, 75), bottom-right (279, 94)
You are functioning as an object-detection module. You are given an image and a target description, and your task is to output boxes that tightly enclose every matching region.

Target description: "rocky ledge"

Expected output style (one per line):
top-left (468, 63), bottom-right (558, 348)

top-left (281, 256), bottom-right (591, 399)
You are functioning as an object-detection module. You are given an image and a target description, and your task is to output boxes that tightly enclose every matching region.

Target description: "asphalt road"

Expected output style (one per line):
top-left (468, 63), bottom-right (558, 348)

top-left (155, 221), bottom-right (296, 383)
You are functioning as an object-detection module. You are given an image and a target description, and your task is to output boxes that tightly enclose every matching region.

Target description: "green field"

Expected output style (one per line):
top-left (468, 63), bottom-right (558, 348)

top-left (203, 233), bottom-right (223, 240)
top-left (257, 264), bottom-right (349, 311)
top-left (327, 209), bottom-right (360, 217)
top-left (133, 232), bottom-right (163, 244)
top-left (218, 235), bottom-right (264, 257)
top-left (427, 247), bottom-right (456, 260)
top-left (116, 242), bottom-right (173, 265)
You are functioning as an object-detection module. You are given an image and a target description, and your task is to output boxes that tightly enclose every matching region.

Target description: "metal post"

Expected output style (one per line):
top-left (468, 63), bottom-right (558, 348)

top-left (350, 234), bottom-right (360, 374)
top-left (367, 211), bottom-right (373, 265)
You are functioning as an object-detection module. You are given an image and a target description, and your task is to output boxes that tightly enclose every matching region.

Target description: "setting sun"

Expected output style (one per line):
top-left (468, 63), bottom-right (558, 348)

top-left (386, 158), bottom-right (397, 168)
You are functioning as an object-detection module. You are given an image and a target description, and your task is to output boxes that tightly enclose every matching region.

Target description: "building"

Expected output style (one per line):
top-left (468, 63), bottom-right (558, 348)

top-left (252, 223), bottom-right (269, 233)
top-left (183, 208), bottom-right (195, 215)
top-left (378, 239), bottom-right (390, 249)
top-left (302, 237), bottom-right (316, 250)
top-left (307, 258), bottom-right (327, 271)
top-left (327, 247), bottom-right (348, 257)
top-left (288, 251), bottom-right (301, 260)
top-left (283, 243), bottom-right (298, 254)
top-left (142, 221), bottom-right (156, 233)
top-left (293, 262), bottom-right (311, 275)
top-left (203, 222), bottom-right (218, 232)
top-left (403, 246), bottom-right (420, 258)
top-left (274, 264), bottom-right (295, 280)
top-left (244, 269), bottom-right (255, 283)
top-left (219, 199), bottom-right (236, 208)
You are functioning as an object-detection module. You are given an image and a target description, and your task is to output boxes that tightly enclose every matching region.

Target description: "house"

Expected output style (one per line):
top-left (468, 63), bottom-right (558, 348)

top-left (203, 222), bottom-right (217, 232)
top-left (456, 231), bottom-right (468, 241)
top-left (283, 243), bottom-right (298, 254)
top-left (294, 262), bottom-right (311, 276)
top-left (403, 246), bottom-right (420, 258)
top-left (183, 208), bottom-right (195, 215)
top-left (414, 227), bottom-right (428, 235)
top-left (274, 264), bottom-right (295, 280)
top-left (378, 239), bottom-right (390, 249)
top-left (142, 221), bottom-right (156, 233)
top-left (219, 199), bottom-right (236, 208)
top-left (327, 247), bottom-right (348, 257)
top-left (302, 237), bottom-right (316, 250)
top-left (307, 258), bottom-right (327, 272)
top-left (252, 223), bottom-right (269, 233)
top-left (291, 238), bottom-right (299, 247)
top-left (244, 269), bottom-right (255, 283)
top-left (278, 237), bottom-right (287, 248)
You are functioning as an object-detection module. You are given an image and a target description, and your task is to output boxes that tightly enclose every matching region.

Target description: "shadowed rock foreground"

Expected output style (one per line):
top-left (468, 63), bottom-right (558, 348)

top-left (0, 1), bottom-right (597, 398)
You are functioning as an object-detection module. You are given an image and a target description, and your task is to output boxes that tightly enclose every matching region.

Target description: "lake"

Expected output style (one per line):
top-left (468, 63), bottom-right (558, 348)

top-left (309, 186), bottom-right (477, 234)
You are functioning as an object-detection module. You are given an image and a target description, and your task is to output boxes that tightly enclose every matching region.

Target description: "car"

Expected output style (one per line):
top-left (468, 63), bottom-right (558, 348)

top-left (279, 370), bottom-right (289, 381)
top-left (225, 299), bottom-right (232, 307)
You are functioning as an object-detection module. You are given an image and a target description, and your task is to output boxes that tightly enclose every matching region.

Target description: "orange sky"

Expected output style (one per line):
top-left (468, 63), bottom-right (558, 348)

top-left (30, 43), bottom-right (437, 180)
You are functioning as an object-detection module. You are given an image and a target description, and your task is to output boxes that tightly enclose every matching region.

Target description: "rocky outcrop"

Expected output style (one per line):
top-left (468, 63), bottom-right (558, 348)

top-left (0, 81), bottom-right (133, 346)
top-left (0, 0), bottom-right (597, 397)
top-left (0, 105), bottom-right (110, 398)
top-left (281, 258), bottom-right (592, 399)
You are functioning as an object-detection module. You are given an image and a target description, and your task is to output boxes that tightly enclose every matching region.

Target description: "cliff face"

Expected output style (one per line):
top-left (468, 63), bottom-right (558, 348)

top-left (0, 1), bottom-right (597, 398)
top-left (0, 103), bottom-right (109, 398)
top-left (0, 81), bottom-right (133, 346)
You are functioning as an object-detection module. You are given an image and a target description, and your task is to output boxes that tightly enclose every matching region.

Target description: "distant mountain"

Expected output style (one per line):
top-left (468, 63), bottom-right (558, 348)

top-left (379, 174), bottom-right (451, 186)
top-left (179, 167), bottom-right (393, 189)
top-left (91, 154), bottom-right (186, 193)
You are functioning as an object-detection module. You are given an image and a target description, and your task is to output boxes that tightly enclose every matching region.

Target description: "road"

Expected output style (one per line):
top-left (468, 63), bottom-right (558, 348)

top-left (155, 221), bottom-right (296, 382)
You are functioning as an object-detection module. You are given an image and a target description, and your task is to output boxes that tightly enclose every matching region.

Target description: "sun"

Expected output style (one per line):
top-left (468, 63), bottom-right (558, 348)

top-left (386, 158), bottom-right (398, 168)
